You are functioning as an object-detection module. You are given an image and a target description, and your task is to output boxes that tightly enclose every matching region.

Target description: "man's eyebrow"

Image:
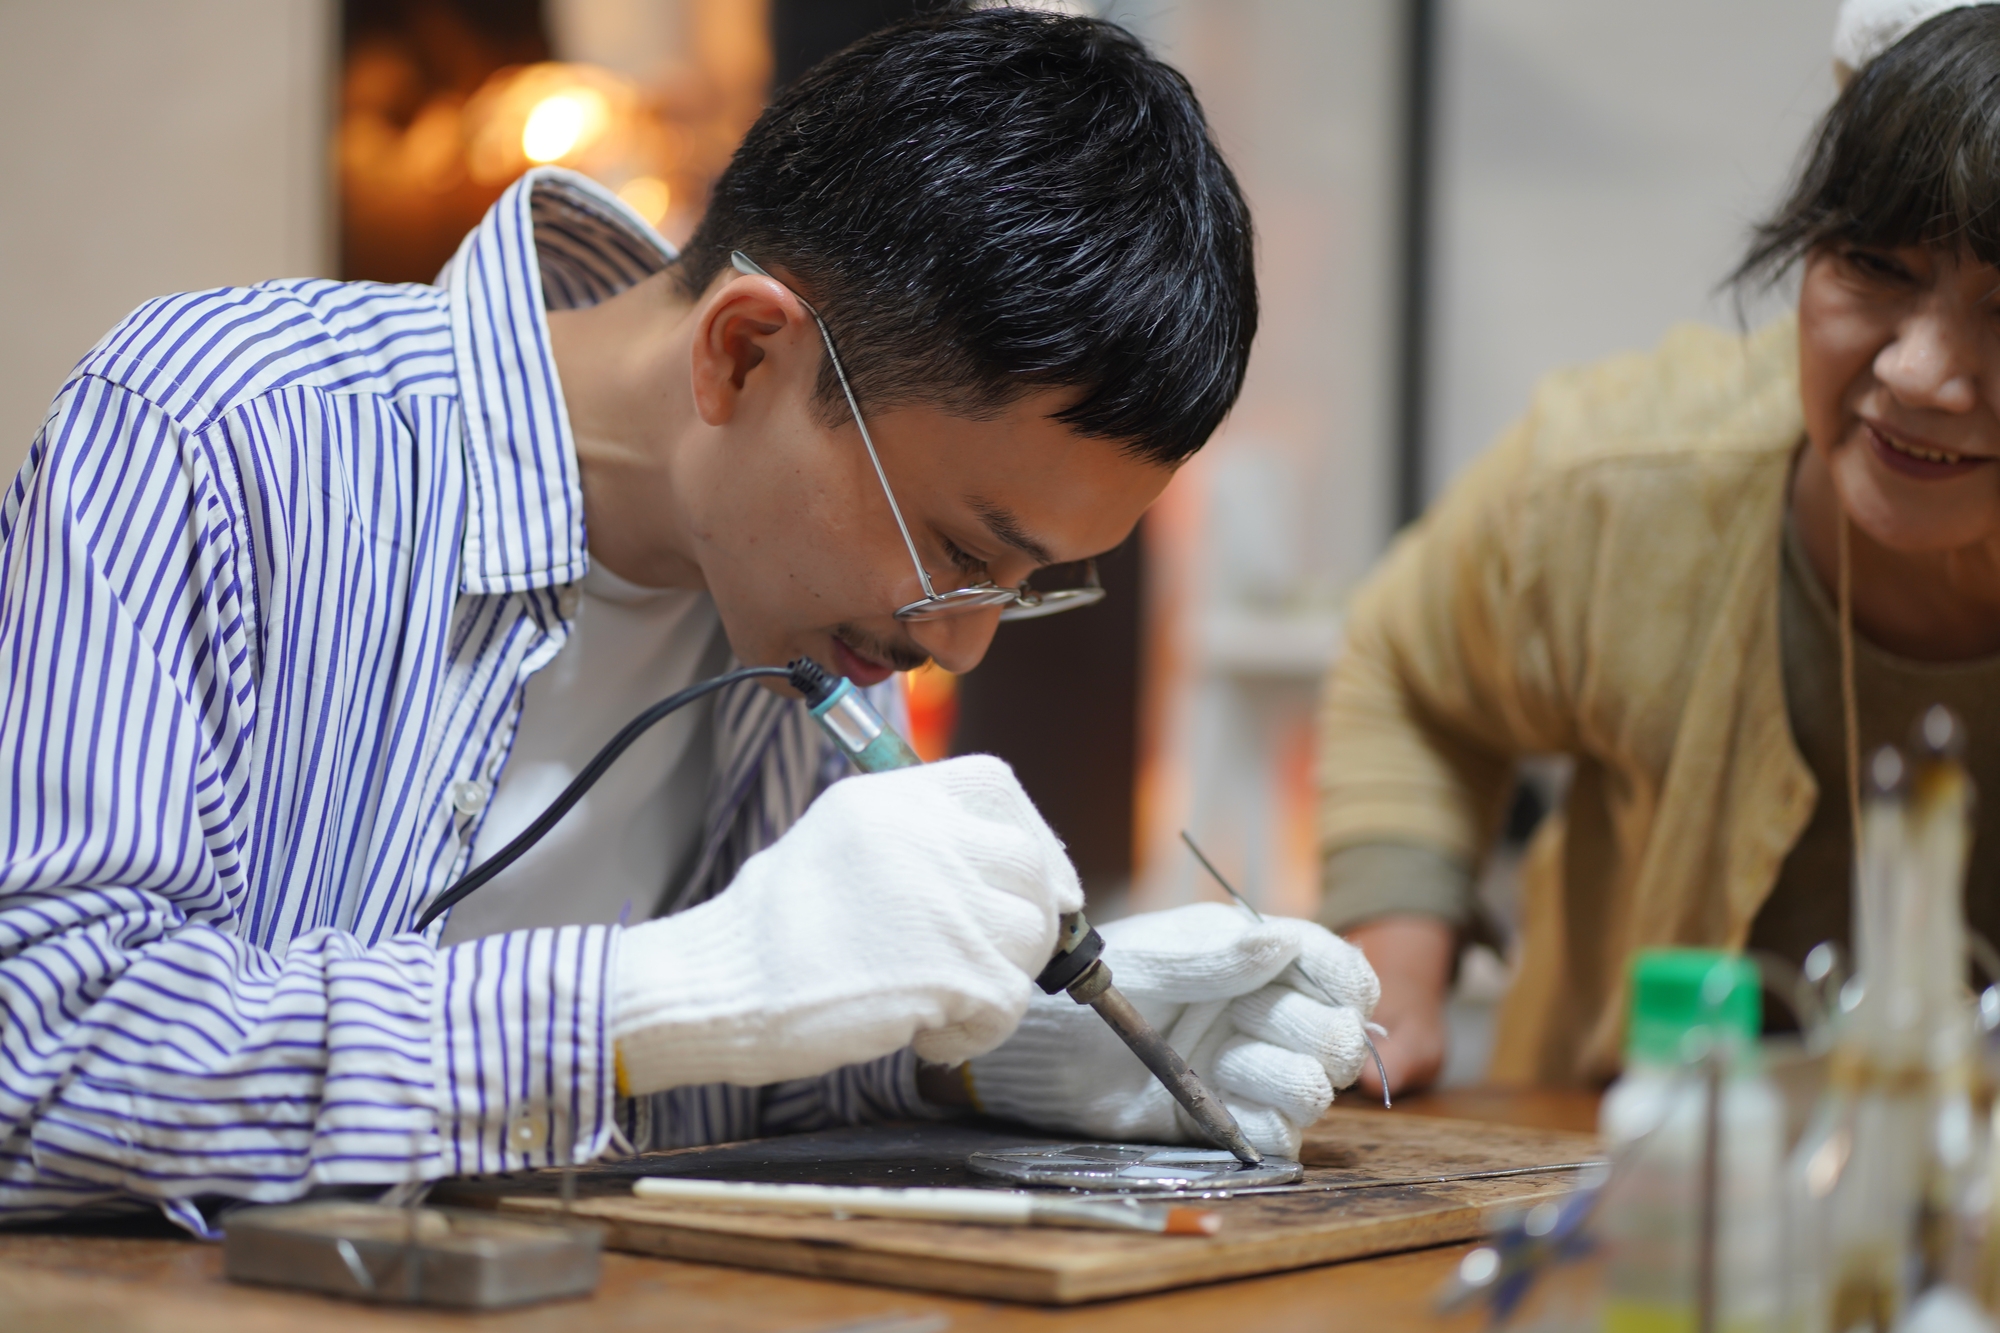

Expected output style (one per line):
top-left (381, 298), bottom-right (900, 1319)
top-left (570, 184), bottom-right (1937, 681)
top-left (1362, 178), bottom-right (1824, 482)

top-left (968, 497), bottom-right (1055, 566)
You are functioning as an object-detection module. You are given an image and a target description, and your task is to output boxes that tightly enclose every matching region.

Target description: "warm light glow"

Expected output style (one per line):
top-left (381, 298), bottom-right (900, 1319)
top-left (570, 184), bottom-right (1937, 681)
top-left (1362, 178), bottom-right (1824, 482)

top-left (903, 663), bottom-right (959, 763)
top-left (522, 90), bottom-right (609, 163)
top-left (465, 66), bottom-right (634, 185)
top-left (617, 176), bottom-right (671, 224)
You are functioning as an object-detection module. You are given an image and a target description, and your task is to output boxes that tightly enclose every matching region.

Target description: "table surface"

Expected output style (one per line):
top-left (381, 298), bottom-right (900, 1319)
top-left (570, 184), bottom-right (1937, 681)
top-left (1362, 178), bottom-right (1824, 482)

top-left (0, 1088), bottom-right (1599, 1333)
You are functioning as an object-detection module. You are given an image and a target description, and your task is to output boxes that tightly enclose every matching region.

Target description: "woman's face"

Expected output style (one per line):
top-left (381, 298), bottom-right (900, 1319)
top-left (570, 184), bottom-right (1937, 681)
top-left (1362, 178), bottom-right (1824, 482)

top-left (1799, 243), bottom-right (2000, 554)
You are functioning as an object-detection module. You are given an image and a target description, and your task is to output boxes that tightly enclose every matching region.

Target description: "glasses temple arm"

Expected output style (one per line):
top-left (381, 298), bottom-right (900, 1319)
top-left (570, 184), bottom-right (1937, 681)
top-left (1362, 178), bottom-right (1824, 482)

top-left (810, 321), bottom-right (938, 602)
top-left (730, 251), bottom-right (937, 602)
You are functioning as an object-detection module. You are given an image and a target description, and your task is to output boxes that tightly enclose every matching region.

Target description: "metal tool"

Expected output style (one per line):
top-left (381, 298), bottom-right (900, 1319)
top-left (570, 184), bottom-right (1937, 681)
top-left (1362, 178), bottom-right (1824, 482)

top-left (964, 1143), bottom-right (1301, 1191)
top-left (793, 658), bottom-right (1268, 1168)
top-left (226, 1104), bottom-right (597, 1308)
top-left (223, 1202), bottom-right (602, 1309)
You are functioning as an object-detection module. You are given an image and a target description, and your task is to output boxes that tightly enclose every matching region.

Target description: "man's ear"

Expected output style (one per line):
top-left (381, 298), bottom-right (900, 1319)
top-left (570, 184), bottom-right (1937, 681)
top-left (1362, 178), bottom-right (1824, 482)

top-left (689, 275), bottom-right (813, 427)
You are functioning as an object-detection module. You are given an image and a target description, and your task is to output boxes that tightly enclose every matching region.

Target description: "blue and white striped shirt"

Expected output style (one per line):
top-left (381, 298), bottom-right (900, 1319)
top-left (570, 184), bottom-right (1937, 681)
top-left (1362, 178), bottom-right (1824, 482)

top-left (0, 170), bottom-right (924, 1234)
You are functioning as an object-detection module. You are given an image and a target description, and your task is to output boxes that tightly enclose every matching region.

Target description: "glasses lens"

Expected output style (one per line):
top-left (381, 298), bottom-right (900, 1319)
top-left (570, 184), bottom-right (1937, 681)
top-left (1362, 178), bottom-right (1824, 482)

top-left (998, 586), bottom-right (1106, 621)
top-left (893, 561), bottom-right (1108, 622)
top-left (894, 585), bottom-right (1024, 622)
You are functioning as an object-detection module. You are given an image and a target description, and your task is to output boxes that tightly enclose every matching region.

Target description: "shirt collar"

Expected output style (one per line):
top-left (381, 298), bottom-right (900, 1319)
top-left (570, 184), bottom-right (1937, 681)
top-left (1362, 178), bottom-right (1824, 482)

top-left (441, 167), bottom-right (676, 595)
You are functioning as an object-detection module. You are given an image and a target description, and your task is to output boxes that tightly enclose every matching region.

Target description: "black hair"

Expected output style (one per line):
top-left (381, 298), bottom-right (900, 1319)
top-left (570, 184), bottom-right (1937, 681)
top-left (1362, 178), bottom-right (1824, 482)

top-left (1735, 4), bottom-right (2000, 289)
top-left (676, 5), bottom-right (1257, 466)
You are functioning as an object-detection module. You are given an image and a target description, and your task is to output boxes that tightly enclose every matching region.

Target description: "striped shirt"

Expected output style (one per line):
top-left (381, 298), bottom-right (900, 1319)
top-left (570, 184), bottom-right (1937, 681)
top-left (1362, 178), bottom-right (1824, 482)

top-left (0, 169), bottom-right (924, 1235)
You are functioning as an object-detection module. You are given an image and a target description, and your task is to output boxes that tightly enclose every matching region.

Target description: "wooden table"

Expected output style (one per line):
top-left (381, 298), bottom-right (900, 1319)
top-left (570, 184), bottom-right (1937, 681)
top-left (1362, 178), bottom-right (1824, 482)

top-left (0, 1089), bottom-right (1598, 1333)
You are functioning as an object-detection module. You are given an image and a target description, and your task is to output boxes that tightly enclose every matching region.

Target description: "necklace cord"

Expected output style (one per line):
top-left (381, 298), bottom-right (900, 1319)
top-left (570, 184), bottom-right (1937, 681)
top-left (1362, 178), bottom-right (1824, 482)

top-left (1837, 504), bottom-right (1862, 852)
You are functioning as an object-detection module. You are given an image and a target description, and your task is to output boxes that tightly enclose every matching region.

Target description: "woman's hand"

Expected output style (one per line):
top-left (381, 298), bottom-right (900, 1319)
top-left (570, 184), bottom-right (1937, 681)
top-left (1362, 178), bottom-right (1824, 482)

top-left (1343, 914), bottom-right (1456, 1098)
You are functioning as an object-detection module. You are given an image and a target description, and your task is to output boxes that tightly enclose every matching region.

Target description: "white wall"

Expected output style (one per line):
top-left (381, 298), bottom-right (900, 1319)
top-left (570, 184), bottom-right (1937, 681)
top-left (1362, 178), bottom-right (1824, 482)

top-left (1115, 0), bottom-right (1402, 597)
top-left (0, 0), bottom-right (333, 481)
top-left (1427, 0), bottom-right (1840, 497)
top-left (1109, 0), bottom-right (1405, 914)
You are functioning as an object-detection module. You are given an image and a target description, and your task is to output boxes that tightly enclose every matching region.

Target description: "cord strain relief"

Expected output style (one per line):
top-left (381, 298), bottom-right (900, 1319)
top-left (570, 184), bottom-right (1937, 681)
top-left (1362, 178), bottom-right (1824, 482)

top-left (787, 656), bottom-right (839, 708)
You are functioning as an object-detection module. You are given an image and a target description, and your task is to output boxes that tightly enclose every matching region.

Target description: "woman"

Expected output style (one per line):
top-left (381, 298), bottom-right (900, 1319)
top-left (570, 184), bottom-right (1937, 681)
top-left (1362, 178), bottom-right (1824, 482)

top-left (1319, 0), bottom-right (2000, 1091)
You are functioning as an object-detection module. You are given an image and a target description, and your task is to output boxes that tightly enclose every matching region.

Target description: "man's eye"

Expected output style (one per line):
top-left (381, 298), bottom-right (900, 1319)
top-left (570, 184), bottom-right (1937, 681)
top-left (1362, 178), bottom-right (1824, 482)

top-left (940, 538), bottom-right (987, 575)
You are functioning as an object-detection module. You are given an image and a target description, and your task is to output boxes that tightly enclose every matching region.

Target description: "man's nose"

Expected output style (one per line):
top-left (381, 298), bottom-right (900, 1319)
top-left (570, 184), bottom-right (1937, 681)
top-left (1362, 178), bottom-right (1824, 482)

top-left (906, 607), bottom-right (1004, 675)
top-left (1876, 302), bottom-right (1982, 414)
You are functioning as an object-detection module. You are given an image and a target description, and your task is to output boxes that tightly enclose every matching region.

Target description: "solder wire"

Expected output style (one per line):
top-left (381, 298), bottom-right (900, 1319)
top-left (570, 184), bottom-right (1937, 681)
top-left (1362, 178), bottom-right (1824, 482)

top-left (1179, 830), bottom-right (1394, 1108)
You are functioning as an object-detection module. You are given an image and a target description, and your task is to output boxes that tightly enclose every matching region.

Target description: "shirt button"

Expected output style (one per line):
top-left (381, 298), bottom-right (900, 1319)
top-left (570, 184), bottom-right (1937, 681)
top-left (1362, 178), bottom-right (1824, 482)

top-left (506, 1106), bottom-right (548, 1153)
top-left (450, 780), bottom-right (488, 815)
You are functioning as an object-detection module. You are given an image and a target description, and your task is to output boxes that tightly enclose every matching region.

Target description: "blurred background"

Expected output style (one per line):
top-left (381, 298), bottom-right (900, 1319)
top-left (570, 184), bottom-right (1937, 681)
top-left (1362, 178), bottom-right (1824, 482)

top-left (0, 0), bottom-right (1838, 1082)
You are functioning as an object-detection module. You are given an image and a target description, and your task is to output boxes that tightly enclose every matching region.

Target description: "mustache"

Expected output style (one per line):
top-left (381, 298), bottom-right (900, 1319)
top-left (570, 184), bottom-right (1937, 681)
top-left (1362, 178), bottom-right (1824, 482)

top-left (833, 623), bottom-right (931, 674)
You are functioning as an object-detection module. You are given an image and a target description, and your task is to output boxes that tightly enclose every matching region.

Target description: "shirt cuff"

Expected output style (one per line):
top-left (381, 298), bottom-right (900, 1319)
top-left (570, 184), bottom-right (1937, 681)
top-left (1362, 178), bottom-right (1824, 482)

top-left (1318, 841), bottom-right (1475, 933)
top-left (432, 924), bottom-right (618, 1176)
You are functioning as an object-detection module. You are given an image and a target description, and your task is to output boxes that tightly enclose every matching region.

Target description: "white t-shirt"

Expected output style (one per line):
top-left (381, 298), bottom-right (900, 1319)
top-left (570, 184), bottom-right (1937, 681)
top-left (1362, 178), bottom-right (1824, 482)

top-left (440, 561), bottom-right (728, 943)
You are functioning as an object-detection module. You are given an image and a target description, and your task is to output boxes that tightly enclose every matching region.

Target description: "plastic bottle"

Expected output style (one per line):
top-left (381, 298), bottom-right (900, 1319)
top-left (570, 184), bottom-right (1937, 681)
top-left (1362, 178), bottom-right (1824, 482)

top-left (1597, 948), bottom-right (1786, 1333)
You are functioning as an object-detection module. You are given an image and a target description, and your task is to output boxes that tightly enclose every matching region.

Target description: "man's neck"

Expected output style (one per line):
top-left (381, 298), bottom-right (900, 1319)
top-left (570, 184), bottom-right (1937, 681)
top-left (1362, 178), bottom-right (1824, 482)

top-left (549, 271), bottom-right (708, 591)
top-left (1792, 444), bottom-right (2000, 661)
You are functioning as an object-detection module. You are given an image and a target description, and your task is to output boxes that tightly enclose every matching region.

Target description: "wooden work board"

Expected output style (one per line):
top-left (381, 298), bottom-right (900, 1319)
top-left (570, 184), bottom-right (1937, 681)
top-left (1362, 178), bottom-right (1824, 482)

top-left (440, 1106), bottom-right (1602, 1305)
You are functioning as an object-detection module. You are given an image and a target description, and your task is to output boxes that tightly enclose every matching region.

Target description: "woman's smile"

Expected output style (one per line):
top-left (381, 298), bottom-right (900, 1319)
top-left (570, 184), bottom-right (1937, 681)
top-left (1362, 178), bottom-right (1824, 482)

top-left (1863, 419), bottom-right (1995, 479)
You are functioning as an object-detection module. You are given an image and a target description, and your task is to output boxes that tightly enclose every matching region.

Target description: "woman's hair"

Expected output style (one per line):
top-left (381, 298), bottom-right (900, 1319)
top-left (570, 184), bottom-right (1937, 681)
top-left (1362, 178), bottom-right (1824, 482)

top-left (1735, 3), bottom-right (2000, 289)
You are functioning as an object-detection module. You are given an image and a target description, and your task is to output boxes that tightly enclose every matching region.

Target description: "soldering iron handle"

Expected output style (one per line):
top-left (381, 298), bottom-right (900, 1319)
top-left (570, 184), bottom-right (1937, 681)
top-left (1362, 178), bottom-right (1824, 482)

top-left (794, 662), bottom-right (1264, 1168)
top-left (1033, 911), bottom-right (1104, 994)
top-left (791, 658), bottom-right (921, 773)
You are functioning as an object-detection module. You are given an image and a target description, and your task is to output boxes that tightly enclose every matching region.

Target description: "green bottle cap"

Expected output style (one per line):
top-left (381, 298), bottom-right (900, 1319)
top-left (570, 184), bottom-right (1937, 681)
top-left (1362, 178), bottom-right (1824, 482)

top-left (1624, 948), bottom-right (1762, 1064)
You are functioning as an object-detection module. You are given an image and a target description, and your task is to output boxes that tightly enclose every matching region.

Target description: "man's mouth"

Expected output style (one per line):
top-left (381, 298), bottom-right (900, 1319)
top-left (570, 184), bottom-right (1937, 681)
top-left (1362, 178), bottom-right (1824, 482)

top-left (1865, 422), bottom-right (1994, 480)
top-left (829, 635), bottom-right (898, 688)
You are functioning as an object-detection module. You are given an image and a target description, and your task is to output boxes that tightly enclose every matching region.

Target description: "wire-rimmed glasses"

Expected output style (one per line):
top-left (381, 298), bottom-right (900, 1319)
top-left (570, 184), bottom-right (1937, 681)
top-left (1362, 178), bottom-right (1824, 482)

top-left (729, 251), bottom-right (1107, 623)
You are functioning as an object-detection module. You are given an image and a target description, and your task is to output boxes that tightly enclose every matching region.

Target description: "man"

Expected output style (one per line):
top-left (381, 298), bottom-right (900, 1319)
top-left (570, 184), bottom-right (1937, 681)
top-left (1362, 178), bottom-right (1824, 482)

top-left (0, 9), bottom-right (1375, 1231)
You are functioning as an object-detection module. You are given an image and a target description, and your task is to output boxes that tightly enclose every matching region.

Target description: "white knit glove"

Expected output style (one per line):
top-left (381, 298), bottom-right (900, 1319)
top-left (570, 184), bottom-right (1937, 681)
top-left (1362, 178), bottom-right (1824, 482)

top-left (611, 755), bottom-right (1082, 1096)
top-left (966, 903), bottom-right (1379, 1160)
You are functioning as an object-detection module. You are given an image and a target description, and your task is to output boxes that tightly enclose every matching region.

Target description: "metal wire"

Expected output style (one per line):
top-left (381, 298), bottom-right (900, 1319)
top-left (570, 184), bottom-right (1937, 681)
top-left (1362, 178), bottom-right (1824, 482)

top-left (1180, 830), bottom-right (1393, 1109)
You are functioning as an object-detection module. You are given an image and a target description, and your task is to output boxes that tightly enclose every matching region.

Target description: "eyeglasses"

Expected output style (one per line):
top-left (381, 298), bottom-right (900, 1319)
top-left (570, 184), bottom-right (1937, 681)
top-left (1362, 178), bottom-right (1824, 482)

top-left (730, 251), bottom-right (1107, 623)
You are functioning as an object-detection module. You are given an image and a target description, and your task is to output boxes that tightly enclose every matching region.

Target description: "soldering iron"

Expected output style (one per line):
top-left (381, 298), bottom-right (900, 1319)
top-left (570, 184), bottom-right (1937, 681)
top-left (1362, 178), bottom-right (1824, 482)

top-left (416, 657), bottom-right (1264, 1168)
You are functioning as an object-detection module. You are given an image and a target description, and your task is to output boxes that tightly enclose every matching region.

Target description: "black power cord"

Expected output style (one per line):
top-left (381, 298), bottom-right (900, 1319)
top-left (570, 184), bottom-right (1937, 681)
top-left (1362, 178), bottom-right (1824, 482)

top-left (412, 661), bottom-right (830, 931)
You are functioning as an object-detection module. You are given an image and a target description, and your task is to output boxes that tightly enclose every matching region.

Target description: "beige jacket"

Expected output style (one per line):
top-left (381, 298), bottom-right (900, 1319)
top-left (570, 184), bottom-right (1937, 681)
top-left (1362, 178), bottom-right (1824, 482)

top-left (1318, 316), bottom-right (1817, 1085)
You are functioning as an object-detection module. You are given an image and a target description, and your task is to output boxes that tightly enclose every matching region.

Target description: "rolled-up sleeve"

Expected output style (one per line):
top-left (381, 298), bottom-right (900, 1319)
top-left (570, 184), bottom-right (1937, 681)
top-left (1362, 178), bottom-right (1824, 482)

top-left (1318, 841), bottom-right (1476, 933)
top-left (1318, 423), bottom-right (1577, 906)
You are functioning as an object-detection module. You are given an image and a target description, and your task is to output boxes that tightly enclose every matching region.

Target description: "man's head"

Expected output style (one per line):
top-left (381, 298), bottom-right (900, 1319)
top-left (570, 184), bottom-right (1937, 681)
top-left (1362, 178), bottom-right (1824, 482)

top-left (666, 6), bottom-right (1255, 680)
